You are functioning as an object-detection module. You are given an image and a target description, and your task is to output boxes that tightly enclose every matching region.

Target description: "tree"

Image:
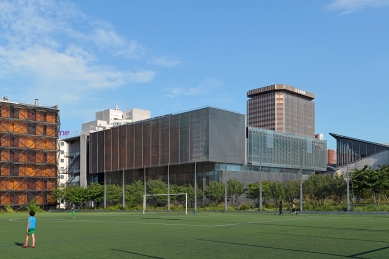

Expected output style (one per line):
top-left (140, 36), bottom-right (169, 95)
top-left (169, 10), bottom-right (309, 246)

top-left (183, 184), bottom-right (203, 207)
top-left (328, 175), bottom-right (346, 204)
top-left (146, 179), bottom-right (168, 206)
top-left (65, 186), bottom-right (87, 207)
top-left (205, 181), bottom-right (224, 205)
top-left (170, 184), bottom-right (186, 204)
top-left (51, 186), bottom-right (66, 205)
top-left (227, 179), bottom-right (245, 206)
top-left (270, 181), bottom-right (285, 205)
top-left (106, 184), bottom-right (122, 205)
top-left (86, 182), bottom-right (104, 208)
top-left (371, 165), bottom-right (389, 205)
top-left (125, 180), bottom-right (144, 207)
top-left (303, 174), bottom-right (330, 204)
top-left (284, 180), bottom-right (299, 203)
top-left (245, 180), bottom-right (271, 206)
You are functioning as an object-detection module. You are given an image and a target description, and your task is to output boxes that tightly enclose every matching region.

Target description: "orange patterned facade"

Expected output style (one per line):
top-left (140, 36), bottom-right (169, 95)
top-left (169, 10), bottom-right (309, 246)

top-left (0, 100), bottom-right (59, 207)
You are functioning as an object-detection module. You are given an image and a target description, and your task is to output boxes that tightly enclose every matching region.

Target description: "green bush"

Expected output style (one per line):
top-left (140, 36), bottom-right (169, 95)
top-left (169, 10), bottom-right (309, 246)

top-left (26, 199), bottom-right (42, 212)
top-left (5, 204), bottom-right (14, 213)
top-left (170, 204), bottom-right (184, 211)
top-left (107, 205), bottom-right (123, 211)
top-left (238, 204), bottom-right (252, 210)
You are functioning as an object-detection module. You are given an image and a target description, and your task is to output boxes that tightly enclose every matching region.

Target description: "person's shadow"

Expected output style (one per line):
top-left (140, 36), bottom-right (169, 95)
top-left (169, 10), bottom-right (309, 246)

top-left (14, 242), bottom-right (25, 247)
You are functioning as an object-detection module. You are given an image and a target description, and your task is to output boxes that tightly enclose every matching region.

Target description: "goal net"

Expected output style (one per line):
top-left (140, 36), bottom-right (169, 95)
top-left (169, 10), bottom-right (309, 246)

top-left (142, 193), bottom-right (188, 215)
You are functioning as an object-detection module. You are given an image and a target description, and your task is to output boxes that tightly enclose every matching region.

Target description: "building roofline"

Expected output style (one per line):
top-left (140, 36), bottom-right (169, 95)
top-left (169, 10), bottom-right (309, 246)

top-left (329, 133), bottom-right (389, 149)
top-left (247, 84), bottom-right (315, 100)
top-left (125, 106), bottom-right (245, 126)
top-left (0, 100), bottom-right (58, 111)
top-left (60, 136), bottom-right (81, 142)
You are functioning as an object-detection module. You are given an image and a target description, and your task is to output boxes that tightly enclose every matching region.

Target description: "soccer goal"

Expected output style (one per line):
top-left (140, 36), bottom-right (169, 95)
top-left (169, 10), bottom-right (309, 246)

top-left (142, 193), bottom-right (188, 215)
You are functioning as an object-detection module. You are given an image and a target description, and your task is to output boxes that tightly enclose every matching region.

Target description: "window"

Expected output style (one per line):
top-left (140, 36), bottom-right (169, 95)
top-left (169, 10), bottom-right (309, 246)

top-left (60, 159), bottom-right (64, 163)
top-left (60, 175), bottom-right (65, 179)
top-left (60, 141), bottom-right (64, 146)
top-left (60, 150), bottom-right (64, 154)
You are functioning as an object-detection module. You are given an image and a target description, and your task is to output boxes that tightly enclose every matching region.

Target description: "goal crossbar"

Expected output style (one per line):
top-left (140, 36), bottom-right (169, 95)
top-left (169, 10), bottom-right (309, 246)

top-left (142, 193), bottom-right (188, 215)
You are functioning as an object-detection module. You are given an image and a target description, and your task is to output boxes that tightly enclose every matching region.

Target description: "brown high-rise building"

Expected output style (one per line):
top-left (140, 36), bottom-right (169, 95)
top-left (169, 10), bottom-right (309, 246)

top-left (327, 149), bottom-right (337, 165)
top-left (247, 84), bottom-right (315, 137)
top-left (0, 98), bottom-right (59, 208)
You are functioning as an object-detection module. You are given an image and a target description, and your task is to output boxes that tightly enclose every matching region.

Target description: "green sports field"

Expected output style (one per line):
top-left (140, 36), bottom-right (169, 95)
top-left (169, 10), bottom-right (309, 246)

top-left (1, 211), bottom-right (388, 259)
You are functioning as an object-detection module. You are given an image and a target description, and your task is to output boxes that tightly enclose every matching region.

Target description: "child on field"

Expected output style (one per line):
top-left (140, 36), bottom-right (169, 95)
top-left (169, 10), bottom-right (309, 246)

top-left (23, 210), bottom-right (36, 248)
top-left (291, 203), bottom-right (297, 215)
top-left (278, 201), bottom-right (283, 215)
top-left (71, 203), bottom-right (75, 219)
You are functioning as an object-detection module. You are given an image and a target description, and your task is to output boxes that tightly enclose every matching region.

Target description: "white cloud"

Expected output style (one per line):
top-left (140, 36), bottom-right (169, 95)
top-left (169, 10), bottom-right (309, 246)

top-left (328, 0), bottom-right (389, 14)
top-left (89, 29), bottom-right (126, 49)
top-left (164, 79), bottom-right (222, 98)
top-left (0, 0), bottom-right (155, 103)
top-left (148, 57), bottom-right (181, 67)
top-left (116, 40), bottom-right (147, 59)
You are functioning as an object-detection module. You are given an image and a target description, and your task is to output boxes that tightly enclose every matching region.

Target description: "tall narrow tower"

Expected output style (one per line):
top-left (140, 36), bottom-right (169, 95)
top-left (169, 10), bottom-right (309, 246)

top-left (247, 84), bottom-right (315, 137)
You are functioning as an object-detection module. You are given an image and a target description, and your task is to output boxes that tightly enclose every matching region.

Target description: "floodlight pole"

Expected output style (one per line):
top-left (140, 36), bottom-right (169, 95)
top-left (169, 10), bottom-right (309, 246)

top-left (346, 144), bottom-right (350, 212)
top-left (259, 149), bottom-right (262, 211)
top-left (168, 164), bottom-right (170, 211)
top-left (143, 167), bottom-right (146, 197)
top-left (300, 149), bottom-right (303, 212)
top-left (122, 168), bottom-right (125, 209)
top-left (203, 177), bottom-right (206, 207)
top-left (194, 162), bottom-right (197, 213)
top-left (104, 170), bottom-right (106, 210)
top-left (224, 157), bottom-right (227, 211)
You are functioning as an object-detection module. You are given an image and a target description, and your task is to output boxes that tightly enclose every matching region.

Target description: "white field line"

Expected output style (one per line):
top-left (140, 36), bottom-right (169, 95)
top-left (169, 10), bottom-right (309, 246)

top-left (8, 216), bottom-right (319, 228)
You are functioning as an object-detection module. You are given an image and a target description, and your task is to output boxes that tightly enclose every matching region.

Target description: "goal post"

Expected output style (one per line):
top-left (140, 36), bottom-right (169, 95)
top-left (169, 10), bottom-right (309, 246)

top-left (143, 193), bottom-right (188, 215)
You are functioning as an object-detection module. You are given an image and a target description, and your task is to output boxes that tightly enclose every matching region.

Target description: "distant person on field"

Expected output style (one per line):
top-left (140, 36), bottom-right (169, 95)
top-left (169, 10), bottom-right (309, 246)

top-left (278, 201), bottom-right (283, 215)
top-left (291, 203), bottom-right (297, 215)
top-left (71, 203), bottom-right (75, 219)
top-left (23, 210), bottom-right (36, 248)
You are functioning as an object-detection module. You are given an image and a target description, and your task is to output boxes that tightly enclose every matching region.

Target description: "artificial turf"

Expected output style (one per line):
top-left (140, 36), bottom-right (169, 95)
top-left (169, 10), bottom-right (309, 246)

top-left (1, 211), bottom-right (388, 259)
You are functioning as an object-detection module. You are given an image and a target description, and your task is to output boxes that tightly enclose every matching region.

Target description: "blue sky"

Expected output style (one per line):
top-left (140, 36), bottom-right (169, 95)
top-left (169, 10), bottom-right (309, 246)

top-left (0, 0), bottom-right (388, 149)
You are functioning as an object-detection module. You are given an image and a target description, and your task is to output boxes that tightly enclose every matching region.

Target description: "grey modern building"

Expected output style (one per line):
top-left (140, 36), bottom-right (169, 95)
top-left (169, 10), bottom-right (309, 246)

top-left (89, 107), bottom-right (246, 185)
top-left (85, 106), bottom-right (327, 187)
top-left (247, 84), bottom-right (315, 138)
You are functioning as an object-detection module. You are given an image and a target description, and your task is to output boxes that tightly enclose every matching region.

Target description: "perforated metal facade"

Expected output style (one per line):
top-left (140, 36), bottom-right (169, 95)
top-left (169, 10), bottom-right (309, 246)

top-left (89, 107), bottom-right (245, 174)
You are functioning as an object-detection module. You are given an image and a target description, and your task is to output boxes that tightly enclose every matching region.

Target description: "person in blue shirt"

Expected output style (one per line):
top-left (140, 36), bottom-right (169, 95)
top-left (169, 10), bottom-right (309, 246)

top-left (23, 210), bottom-right (36, 248)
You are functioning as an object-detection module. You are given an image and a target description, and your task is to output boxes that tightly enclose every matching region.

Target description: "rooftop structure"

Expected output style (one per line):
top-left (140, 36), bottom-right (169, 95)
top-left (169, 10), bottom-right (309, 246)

top-left (82, 106), bottom-right (150, 134)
